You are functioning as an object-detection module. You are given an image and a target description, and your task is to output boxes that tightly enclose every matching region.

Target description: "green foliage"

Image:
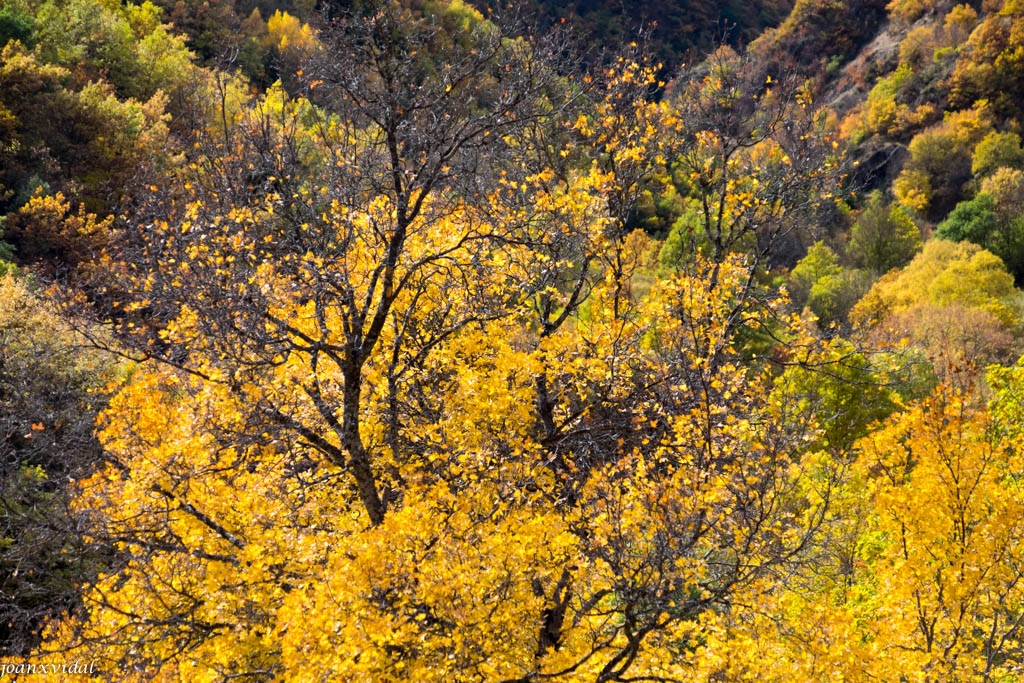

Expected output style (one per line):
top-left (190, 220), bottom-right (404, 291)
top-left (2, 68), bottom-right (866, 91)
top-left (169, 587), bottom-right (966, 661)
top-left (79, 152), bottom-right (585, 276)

top-left (807, 270), bottom-right (872, 327)
top-left (936, 192), bottom-right (999, 246)
top-left (790, 241), bottom-right (869, 326)
top-left (0, 42), bottom-right (172, 217)
top-left (790, 241), bottom-right (842, 306)
top-left (32, 0), bottom-right (196, 103)
top-left (847, 191), bottom-right (921, 275)
top-left (772, 338), bottom-right (899, 452)
top-left (132, 24), bottom-right (196, 104)
top-left (34, 0), bottom-right (138, 93)
top-left (861, 65), bottom-right (917, 138)
top-left (938, 187), bottom-right (1024, 283)
top-left (0, 218), bottom-right (14, 275)
top-left (632, 166), bottom-right (690, 237)
top-left (0, 5), bottom-right (34, 48)
top-left (658, 200), bottom-right (707, 267)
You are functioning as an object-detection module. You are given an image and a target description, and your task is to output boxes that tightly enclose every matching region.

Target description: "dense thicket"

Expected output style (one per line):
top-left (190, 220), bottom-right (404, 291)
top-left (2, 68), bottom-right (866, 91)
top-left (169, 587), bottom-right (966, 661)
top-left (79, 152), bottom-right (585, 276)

top-left (0, 275), bottom-right (114, 655)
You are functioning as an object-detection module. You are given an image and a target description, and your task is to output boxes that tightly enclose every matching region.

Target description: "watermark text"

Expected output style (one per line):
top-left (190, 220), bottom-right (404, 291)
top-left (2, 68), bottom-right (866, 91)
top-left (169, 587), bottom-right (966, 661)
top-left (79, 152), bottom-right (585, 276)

top-left (0, 660), bottom-right (96, 678)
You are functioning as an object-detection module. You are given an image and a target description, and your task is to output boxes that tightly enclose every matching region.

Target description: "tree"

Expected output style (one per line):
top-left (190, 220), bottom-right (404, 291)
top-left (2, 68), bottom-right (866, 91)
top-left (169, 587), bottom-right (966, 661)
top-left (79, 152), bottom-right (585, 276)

top-left (852, 239), bottom-right (1023, 383)
top-left (666, 46), bottom-right (843, 271)
top-left (748, 0), bottom-right (888, 82)
top-left (788, 241), bottom-right (868, 326)
top-left (848, 384), bottom-right (1024, 680)
top-left (697, 379), bottom-right (1024, 681)
top-left (37, 4), bottom-right (851, 679)
top-left (0, 43), bottom-right (172, 218)
top-left (948, 0), bottom-right (1024, 120)
top-left (936, 191), bottom-right (999, 249)
top-left (971, 130), bottom-right (1024, 178)
top-left (103, 0), bottom-right (575, 526)
top-left (851, 64), bottom-right (934, 141)
top-left (892, 106), bottom-right (993, 220)
top-left (32, 0), bottom-right (196, 103)
top-left (0, 4), bottom-right (34, 48)
top-left (936, 171), bottom-right (1024, 283)
top-left (846, 191), bottom-right (921, 276)
top-left (770, 336), bottom-right (900, 453)
top-left (852, 239), bottom-right (1021, 330)
top-left (873, 303), bottom-right (1018, 386)
top-left (45, 253), bottom-right (844, 681)
top-left (2, 192), bottom-right (113, 277)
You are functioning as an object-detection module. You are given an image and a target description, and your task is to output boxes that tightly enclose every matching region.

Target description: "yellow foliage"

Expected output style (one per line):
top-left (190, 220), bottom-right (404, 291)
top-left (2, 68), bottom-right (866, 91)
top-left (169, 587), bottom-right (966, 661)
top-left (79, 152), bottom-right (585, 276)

top-left (39, 238), bottom-right (842, 679)
top-left (851, 387), bottom-right (1024, 679)
top-left (264, 10), bottom-right (317, 51)
top-left (851, 239), bottom-right (1022, 330)
top-left (28, 32), bottom-right (866, 682)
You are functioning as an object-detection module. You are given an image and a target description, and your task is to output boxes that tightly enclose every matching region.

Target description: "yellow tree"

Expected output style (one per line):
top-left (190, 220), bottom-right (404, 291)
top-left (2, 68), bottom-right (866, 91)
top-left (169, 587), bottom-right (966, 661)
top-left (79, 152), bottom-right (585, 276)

top-left (720, 375), bottom-right (1024, 682)
top-left (848, 383), bottom-right (1024, 680)
top-left (46, 248), bottom-right (847, 681)
top-left (86, 0), bottom-right (580, 527)
top-left (40, 3), bottom-right (854, 680)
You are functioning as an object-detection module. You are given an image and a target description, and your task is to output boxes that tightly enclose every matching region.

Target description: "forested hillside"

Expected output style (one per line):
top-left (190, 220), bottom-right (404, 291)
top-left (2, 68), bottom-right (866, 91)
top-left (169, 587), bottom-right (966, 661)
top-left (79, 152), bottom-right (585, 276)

top-left (470, 0), bottom-right (793, 75)
top-left (3, 0), bottom-right (1024, 680)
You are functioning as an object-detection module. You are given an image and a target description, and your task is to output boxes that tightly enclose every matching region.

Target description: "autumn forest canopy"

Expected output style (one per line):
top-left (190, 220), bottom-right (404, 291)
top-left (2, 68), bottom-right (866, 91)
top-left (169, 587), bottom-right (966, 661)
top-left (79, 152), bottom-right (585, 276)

top-left (5, 0), bottom-right (1024, 680)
